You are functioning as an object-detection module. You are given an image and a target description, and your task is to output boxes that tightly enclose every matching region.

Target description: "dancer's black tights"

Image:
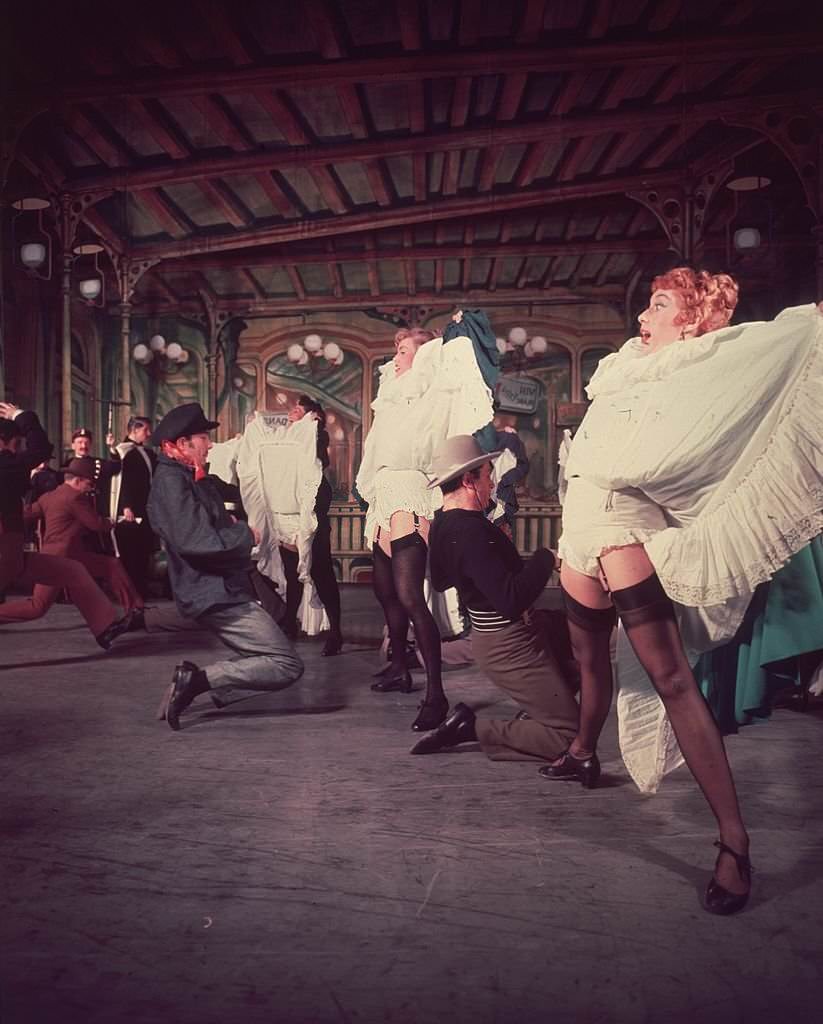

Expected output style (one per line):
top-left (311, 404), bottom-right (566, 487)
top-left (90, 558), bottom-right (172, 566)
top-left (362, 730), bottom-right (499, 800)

top-left (280, 535), bottom-right (342, 638)
top-left (372, 536), bottom-right (444, 703)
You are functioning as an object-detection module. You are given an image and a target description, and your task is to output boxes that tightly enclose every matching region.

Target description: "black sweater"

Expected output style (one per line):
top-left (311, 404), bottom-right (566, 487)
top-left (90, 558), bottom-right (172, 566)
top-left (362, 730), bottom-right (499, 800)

top-left (428, 508), bottom-right (555, 620)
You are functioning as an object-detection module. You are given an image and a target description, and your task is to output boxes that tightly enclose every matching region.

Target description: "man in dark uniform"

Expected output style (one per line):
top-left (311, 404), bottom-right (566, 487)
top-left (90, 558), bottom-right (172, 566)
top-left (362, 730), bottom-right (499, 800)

top-left (0, 403), bottom-right (132, 649)
top-left (110, 416), bottom-right (157, 597)
top-left (66, 427), bottom-right (121, 526)
top-left (149, 402), bottom-right (303, 730)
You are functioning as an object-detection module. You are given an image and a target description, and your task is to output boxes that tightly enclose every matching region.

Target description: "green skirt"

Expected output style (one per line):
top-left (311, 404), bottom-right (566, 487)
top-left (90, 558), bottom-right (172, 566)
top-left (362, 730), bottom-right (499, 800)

top-left (694, 535), bottom-right (823, 733)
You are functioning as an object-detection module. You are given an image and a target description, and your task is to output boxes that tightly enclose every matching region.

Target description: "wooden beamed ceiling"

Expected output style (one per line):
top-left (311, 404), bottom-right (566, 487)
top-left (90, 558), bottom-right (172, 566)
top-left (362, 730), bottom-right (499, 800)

top-left (6, 0), bottom-right (823, 319)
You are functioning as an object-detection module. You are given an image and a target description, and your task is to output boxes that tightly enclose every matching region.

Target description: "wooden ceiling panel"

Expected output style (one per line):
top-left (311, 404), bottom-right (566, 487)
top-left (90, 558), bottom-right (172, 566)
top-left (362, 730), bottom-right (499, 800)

top-left (426, 0), bottom-right (457, 41)
top-left (472, 75), bottom-right (502, 119)
top-left (221, 94), bottom-right (288, 145)
top-left (298, 263), bottom-right (335, 296)
top-left (335, 161), bottom-right (381, 205)
top-left (282, 86), bottom-right (351, 140)
top-left (494, 144), bottom-right (528, 187)
top-left (362, 82), bottom-right (412, 133)
top-left (248, 266), bottom-right (296, 296)
top-left (340, 261), bottom-right (371, 292)
top-left (161, 182), bottom-right (228, 228)
top-left (243, 3), bottom-right (318, 56)
top-left (383, 156), bottom-right (414, 199)
top-left (277, 168), bottom-right (331, 214)
top-left (377, 261), bottom-right (406, 293)
top-left (458, 149), bottom-right (480, 190)
top-left (543, 0), bottom-right (587, 31)
top-left (340, 0), bottom-right (402, 47)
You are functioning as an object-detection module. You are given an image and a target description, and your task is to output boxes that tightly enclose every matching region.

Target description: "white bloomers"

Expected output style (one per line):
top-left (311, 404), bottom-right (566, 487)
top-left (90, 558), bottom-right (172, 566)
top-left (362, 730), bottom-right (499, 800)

top-left (558, 476), bottom-right (667, 578)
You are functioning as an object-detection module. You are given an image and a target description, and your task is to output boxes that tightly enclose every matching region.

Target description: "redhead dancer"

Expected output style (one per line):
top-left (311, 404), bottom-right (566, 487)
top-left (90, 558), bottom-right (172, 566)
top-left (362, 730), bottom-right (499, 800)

top-left (546, 268), bottom-right (823, 915)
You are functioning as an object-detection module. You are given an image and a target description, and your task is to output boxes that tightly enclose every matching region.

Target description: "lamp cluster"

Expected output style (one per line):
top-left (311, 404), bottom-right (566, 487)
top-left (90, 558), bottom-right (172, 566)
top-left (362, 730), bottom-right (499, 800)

top-left (497, 328), bottom-right (550, 360)
top-left (132, 334), bottom-right (189, 367)
top-left (286, 333), bottom-right (344, 368)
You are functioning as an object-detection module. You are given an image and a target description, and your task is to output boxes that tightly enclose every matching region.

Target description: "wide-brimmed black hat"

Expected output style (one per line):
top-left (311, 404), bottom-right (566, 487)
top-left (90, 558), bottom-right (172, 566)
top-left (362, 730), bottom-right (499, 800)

top-left (64, 457), bottom-right (98, 482)
top-left (152, 403), bottom-right (220, 446)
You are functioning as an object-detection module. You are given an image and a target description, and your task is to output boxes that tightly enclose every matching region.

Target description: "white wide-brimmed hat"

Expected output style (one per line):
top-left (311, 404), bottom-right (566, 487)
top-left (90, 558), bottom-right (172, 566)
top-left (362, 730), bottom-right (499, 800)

top-left (426, 434), bottom-right (502, 489)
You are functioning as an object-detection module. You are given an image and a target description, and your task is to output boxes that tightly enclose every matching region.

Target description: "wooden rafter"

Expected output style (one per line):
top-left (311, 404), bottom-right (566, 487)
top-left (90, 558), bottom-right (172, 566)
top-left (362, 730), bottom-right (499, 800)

top-left (599, 133), bottom-right (639, 176)
top-left (396, 0), bottom-right (422, 51)
top-left (197, 0), bottom-right (254, 65)
top-left (556, 137), bottom-right (600, 182)
top-left (124, 98), bottom-right (190, 160)
top-left (458, 0), bottom-right (483, 47)
top-left (442, 150), bottom-right (461, 196)
top-left (135, 188), bottom-right (191, 238)
top-left (56, 31), bottom-right (821, 102)
top-left (305, 0), bottom-right (347, 60)
top-left (497, 73), bottom-right (528, 121)
top-left (337, 84), bottom-right (369, 139)
top-left (588, 0), bottom-right (613, 40)
top-left (516, 0), bottom-right (548, 45)
top-left (242, 269), bottom-right (265, 299)
top-left (310, 166), bottom-right (348, 214)
top-left (286, 265), bottom-right (306, 300)
top-left (252, 90), bottom-right (309, 145)
top-left (197, 179), bottom-right (252, 228)
top-left (515, 141), bottom-right (549, 187)
top-left (326, 242), bottom-right (344, 298)
top-left (451, 77), bottom-right (472, 128)
top-left (122, 169), bottom-right (687, 260)
top-left (61, 88), bottom-right (814, 193)
top-left (148, 272), bottom-right (181, 303)
top-left (647, 0), bottom-right (682, 33)
top-left (478, 146), bottom-right (504, 192)
top-left (188, 94), bottom-right (254, 152)
top-left (365, 236), bottom-right (380, 297)
top-left (413, 153), bottom-right (426, 201)
top-left (254, 172), bottom-right (299, 218)
top-left (165, 237), bottom-right (670, 272)
top-left (82, 207), bottom-right (125, 254)
top-left (63, 106), bottom-right (127, 167)
top-left (364, 160), bottom-right (392, 206)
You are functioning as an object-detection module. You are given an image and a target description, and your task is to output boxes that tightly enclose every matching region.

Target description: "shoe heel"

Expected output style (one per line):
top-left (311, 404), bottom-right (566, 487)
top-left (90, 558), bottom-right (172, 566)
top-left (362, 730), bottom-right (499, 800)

top-left (580, 760), bottom-right (601, 789)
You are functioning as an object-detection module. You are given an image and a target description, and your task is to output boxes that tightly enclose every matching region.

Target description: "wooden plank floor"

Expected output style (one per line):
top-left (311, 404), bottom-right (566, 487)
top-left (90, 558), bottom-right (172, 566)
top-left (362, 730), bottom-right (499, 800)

top-left (1, 594), bottom-right (821, 1024)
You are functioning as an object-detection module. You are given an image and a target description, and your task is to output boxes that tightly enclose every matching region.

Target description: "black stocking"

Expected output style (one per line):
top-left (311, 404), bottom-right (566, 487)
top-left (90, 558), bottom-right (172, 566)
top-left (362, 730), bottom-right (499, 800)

top-left (372, 542), bottom-right (409, 672)
top-left (310, 526), bottom-right (341, 637)
top-left (391, 533), bottom-right (444, 705)
top-left (279, 546), bottom-right (302, 638)
top-left (614, 574), bottom-right (747, 858)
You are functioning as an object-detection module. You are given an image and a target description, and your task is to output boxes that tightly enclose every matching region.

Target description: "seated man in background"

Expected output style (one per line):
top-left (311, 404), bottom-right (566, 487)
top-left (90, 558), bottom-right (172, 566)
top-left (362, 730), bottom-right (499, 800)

top-left (413, 435), bottom-right (581, 775)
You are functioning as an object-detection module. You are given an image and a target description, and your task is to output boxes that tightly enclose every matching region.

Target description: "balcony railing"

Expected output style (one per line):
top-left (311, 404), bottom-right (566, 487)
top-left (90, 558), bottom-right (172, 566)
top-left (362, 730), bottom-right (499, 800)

top-left (328, 501), bottom-right (562, 582)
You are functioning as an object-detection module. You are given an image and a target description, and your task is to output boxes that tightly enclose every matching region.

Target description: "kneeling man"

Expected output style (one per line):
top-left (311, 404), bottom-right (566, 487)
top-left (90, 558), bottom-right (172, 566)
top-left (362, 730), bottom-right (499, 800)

top-left (414, 436), bottom-right (580, 773)
top-left (149, 403), bottom-right (303, 730)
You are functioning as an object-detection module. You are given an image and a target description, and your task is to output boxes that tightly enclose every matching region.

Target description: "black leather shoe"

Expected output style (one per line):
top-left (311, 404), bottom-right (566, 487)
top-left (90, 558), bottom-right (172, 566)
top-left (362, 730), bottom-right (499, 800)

top-left (164, 661), bottom-right (209, 731)
top-left (321, 631), bottom-right (343, 657)
top-left (371, 668), bottom-right (413, 693)
top-left (410, 703), bottom-right (476, 753)
top-left (538, 749), bottom-right (601, 789)
top-left (96, 611), bottom-right (136, 651)
top-left (411, 696), bottom-right (449, 732)
top-left (704, 840), bottom-right (752, 915)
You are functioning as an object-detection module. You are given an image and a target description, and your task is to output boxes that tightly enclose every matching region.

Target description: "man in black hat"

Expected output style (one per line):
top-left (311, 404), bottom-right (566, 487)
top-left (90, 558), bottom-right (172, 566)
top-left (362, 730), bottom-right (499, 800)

top-left (148, 402), bottom-right (303, 730)
top-left (110, 416), bottom-right (157, 597)
top-left (66, 427), bottom-right (121, 528)
top-left (0, 403), bottom-right (133, 649)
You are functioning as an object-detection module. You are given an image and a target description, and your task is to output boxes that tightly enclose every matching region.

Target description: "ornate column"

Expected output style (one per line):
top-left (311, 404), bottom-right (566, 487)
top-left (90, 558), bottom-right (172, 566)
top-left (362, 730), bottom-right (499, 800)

top-left (60, 248), bottom-right (75, 457)
top-left (119, 298), bottom-right (132, 437)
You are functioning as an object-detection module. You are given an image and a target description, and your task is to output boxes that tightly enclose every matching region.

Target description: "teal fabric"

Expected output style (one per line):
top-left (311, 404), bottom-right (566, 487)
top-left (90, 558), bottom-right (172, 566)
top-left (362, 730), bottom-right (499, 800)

top-left (694, 535), bottom-right (823, 732)
top-left (443, 309), bottom-right (499, 392)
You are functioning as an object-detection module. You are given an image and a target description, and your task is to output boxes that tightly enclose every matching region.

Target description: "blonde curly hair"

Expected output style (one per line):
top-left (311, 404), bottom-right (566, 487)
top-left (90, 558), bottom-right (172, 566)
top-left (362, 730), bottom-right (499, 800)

top-left (651, 267), bottom-right (739, 336)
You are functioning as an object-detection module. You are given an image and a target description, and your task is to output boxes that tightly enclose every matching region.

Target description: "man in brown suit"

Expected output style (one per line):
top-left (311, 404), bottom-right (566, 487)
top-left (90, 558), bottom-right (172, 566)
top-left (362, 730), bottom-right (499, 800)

top-left (26, 457), bottom-right (142, 614)
top-left (0, 404), bottom-right (133, 650)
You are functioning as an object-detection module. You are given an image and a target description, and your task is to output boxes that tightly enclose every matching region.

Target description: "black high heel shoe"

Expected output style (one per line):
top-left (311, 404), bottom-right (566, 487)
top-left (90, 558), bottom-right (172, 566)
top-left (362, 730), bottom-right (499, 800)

top-left (371, 668), bottom-right (413, 693)
top-left (704, 840), bottom-right (752, 915)
top-left (411, 696), bottom-right (449, 732)
top-left (538, 749), bottom-right (601, 789)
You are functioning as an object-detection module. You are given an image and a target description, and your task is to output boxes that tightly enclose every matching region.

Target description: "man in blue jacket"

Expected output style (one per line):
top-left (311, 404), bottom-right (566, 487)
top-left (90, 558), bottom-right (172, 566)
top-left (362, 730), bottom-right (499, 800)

top-left (148, 403), bottom-right (303, 730)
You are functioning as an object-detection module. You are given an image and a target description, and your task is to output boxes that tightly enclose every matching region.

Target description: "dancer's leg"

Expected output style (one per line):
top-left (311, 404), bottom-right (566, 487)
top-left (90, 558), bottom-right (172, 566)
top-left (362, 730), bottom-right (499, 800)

top-left (559, 564), bottom-right (615, 757)
top-left (602, 547), bottom-right (749, 895)
top-left (279, 545), bottom-right (303, 639)
top-left (371, 540), bottom-right (409, 674)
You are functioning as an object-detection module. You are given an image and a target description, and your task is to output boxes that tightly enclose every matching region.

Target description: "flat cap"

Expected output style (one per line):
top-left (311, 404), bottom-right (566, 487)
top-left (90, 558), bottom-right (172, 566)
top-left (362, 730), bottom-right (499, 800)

top-left (152, 403), bottom-right (220, 446)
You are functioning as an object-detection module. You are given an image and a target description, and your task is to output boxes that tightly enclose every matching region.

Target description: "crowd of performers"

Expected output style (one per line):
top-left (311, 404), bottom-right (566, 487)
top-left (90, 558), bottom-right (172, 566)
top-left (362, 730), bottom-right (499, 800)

top-left (2, 267), bottom-right (822, 918)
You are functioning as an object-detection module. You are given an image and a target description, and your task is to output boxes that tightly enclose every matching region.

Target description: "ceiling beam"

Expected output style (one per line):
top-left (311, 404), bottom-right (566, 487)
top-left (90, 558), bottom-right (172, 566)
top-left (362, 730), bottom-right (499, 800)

top-left (188, 94), bottom-right (254, 152)
top-left (337, 84), bottom-right (369, 139)
top-left (55, 31), bottom-right (821, 102)
top-left (197, 179), bottom-right (253, 228)
top-left (197, 0), bottom-right (255, 65)
top-left (286, 265), bottom-right (306, 300)
top-left (123, 98), bottom-right (190, 160)
top-left (132, 282), bottom-right (625, 316)
top-left (242, 269), bottom-right (265, 299)
top-left (514, 141), bottom-right (550, 188)
top-left (135, 188), bottom-right (192, 238)
top-left (251, 90), bottom-right (309, 145)
top-left (126, 168), bottom-right (681, 260)
top-left (396, 0), bottom-right (422, 51)
top-left (60, 88), bottom-right (803, 193)
top-left (254, 171), bottom-right (300, 218)
top-left (63, 107), bottom-right (128, 167)
top-left (305, 0), bottom-right (347, 59)
top-left (451, 77), bottom-right (472, 128)
top-left (310, 166), bottom-right (348, 214)
top-left (364, 160), bottom-right (392, 206)
top-left (497, 73), bottom-right (528, 121)
top-left (516, 0), bottom-right (548, 45)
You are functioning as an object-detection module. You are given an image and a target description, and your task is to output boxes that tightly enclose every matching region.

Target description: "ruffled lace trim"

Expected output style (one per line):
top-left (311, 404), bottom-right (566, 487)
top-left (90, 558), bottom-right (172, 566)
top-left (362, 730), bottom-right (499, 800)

top-left (559, 525), bottom-right (661, 578)
top-left (646, 312), bottom-right (823, 605)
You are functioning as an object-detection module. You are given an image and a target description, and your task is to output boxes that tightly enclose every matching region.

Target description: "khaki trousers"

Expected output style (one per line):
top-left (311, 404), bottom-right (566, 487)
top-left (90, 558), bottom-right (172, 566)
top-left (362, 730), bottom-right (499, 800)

top-left (472, 617), bottom-right (579, 762)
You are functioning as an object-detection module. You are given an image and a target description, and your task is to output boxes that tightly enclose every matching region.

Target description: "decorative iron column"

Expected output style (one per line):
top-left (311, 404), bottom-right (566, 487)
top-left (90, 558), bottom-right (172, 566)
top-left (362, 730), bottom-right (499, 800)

top-left (60, 248), bottom-right (74, 457)
top-left (119, 298), bottom-right (132, 438)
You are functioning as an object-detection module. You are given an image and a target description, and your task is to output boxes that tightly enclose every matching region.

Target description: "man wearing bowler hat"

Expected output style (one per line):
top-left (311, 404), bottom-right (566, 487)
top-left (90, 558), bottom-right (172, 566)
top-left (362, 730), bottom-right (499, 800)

top-left (148, 402), bottom-right (303, 730)
top-left (411, 435), bottom-right (580, 773)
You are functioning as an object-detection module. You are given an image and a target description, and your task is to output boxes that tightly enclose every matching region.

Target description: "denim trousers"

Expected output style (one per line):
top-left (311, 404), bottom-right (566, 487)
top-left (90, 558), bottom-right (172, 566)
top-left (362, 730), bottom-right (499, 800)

top-left (196, 600), bottom-right (304, 705)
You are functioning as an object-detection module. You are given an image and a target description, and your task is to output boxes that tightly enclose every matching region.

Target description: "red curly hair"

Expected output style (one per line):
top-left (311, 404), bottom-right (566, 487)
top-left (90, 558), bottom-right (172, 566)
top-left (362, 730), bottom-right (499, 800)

top-left (651, 267), bottom-right (739, 336)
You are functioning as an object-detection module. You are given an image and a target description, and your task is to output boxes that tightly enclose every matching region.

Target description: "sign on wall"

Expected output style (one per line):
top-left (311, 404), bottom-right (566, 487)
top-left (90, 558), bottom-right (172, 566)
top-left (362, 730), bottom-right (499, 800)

top-left (495, 375), bottom-right (541, 414)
